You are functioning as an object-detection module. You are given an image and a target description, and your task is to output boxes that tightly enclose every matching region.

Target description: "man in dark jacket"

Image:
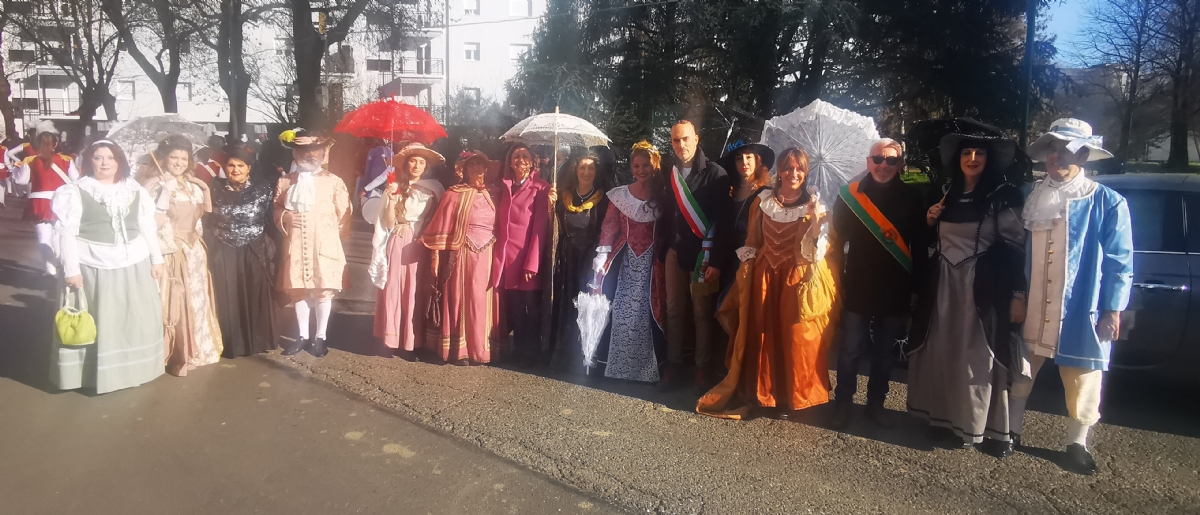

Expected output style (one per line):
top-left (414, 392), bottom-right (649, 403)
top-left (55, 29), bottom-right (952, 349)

top-left (830, 138), bottom-right (926, 429)
top-left (658, 120), bottom-right (733, 392)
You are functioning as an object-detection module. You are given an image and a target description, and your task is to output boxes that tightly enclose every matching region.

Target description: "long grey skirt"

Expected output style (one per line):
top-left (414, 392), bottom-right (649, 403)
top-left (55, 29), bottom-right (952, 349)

top-left (907, 257), bottom-right (1011, 443)
top-left (52, 259), bottom-right (165, 394)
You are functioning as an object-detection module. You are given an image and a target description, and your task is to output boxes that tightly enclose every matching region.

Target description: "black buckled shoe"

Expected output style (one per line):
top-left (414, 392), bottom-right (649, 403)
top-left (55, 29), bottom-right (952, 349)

top-left (309, 338), bottom-right (329, 357)
top-left (282, 338), bottom-right (309, 356)
top-left (981, 437), bottom-right (1015, 459)
top-left (1063, 444), bottom-right (1098, 475)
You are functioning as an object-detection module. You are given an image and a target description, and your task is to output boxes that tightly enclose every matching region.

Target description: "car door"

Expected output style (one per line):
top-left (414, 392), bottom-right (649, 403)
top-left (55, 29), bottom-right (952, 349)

top-left (1108, 188), bottom-right (1190, 368)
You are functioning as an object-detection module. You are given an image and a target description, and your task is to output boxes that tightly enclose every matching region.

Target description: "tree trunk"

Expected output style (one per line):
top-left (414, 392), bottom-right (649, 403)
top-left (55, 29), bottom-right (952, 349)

top-left (230, 0), bottom-right (248, 137)
top-left (1166, 0), bottom-right (1197, 169)
top-left (292, 0), bottom-right (326, 128)
top-left (0, 34), bottom-right (17, 140)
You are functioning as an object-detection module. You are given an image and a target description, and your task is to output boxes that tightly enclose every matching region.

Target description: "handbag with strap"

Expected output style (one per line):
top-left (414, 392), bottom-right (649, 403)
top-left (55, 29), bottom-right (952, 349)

top-left (56, 287), bottom-right (97, 346)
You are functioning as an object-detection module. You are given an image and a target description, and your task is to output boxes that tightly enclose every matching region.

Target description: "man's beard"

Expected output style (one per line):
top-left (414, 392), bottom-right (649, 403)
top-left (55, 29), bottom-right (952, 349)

top-left (296, 160), bottom-right (321, 174)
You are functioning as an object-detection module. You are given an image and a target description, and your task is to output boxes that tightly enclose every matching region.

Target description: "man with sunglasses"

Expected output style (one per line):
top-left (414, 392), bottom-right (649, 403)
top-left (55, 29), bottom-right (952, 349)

top-left (830, 138), bottom-right (927, 430)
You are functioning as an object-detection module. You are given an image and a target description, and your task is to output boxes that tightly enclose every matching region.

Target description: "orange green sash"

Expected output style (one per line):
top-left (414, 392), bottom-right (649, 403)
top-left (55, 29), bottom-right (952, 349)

top-left (839, 181), bottom-right (912, 272)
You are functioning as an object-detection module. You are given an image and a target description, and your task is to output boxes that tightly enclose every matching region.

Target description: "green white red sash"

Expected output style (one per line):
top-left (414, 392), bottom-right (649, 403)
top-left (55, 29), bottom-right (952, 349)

top-left (671, 166), bottom-right (716, 282)
top-left (839, 180), bottom-right (912, 272)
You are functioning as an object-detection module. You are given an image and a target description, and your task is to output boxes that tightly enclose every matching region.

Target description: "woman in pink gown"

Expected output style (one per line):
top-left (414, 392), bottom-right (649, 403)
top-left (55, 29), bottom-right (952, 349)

top-left (370, 143), bottom-right (446, 359)
top-left (421, 151), bottom-right (507, 365)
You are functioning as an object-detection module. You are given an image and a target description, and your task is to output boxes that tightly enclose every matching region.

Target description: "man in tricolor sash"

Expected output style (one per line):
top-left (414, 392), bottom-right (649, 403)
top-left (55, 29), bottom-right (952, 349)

top-left (658, 120), bottom-right (733, 393)
top-left (830, 138), bottom-right (926, 430)
top-left (12, 131), bottom-right (79, 276)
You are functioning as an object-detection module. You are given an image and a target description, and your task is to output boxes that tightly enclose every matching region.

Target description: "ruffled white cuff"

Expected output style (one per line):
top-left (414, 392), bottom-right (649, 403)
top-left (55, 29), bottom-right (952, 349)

top-left (736, 247), bottom-right (757, 262)
top-left (801, 220), bottom-right (830, 264)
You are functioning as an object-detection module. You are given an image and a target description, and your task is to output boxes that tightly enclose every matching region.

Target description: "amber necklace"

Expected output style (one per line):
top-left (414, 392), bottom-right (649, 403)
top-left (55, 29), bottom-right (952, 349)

top-left (563, 188), bottom-right (603, 213)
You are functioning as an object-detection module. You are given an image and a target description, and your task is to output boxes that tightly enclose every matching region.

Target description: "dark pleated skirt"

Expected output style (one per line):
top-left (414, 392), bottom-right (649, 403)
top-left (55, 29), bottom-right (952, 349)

top-left (207, 234), bottom-right (278, 357)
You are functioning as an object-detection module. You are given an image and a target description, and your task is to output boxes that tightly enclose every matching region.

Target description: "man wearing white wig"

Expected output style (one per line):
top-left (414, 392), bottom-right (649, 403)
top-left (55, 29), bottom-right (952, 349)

top-left (273, 128), bottom-right (351, 358)
top-left (1012, 118), bottom-right (1133, 475)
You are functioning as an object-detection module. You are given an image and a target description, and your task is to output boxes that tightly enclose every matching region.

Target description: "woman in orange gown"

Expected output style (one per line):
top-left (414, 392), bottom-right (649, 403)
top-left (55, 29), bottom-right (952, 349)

top-left (697, 147), bottom-right (837, 420)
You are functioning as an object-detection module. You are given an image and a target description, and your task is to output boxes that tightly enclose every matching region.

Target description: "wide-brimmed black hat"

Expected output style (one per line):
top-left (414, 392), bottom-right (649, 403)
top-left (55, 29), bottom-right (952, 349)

top-left (939, 133), bottom-right (1016, 173)
top-left (279, 128), bottom-right (333, 150)
top-left (724, 142), bottom-right (775, 172)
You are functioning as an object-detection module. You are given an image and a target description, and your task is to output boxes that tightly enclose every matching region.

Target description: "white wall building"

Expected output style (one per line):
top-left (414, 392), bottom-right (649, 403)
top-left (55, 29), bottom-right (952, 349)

top-left (377, 0), bottom-right (546, 118)
top-left (2, 0), bottom-right (547, 140)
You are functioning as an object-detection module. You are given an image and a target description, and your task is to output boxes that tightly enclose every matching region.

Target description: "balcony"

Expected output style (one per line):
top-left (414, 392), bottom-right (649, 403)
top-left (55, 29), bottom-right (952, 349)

top-left (405, 5), bottom-right (444, 38)
top-left (21, 97), bottom-right (81, 117)
top-left (400, 57), bottom-right (443, 76)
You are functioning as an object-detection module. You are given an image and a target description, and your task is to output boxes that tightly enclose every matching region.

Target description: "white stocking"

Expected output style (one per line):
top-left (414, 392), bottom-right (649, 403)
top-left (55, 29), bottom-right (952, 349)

top-left (314, 299), bottom-right (332, 340)
top-left (35, 222), bottom-right (57, 275)
top-left (1065, 420), bottom-right (1091, 449)
top-left (295, 298), bottom-right (312, 340)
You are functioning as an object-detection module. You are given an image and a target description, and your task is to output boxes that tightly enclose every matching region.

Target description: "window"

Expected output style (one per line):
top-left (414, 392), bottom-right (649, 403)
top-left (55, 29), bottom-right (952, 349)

top-left (1119, 190), bottom-right (1185, 253)
top-left (366, 59), bottom-right (392, 72)
top-left (509, 0), bottom-right (532, 17)
top-left (116, 80), bottom-right (136, 101)
top-left (15, 98), bottom-right (38, 111)
top-left (1185, 194), bottom-right (1200, 253)
top-left (464, 42), bottom-right (480, 61)
top-left (509, 44), bottom-right (531, 62)
top-left (8, 49), bottom-right (34, 63)
top-left (463, 88), bottom-right (481, 106)
top-left (176, 82), bottom-right (192, 102)
top-left (464, 0), bottom-right (479, 15)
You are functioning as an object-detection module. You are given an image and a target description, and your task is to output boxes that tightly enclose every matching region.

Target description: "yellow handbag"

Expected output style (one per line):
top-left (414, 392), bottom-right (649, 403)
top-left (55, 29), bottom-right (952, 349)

top-left (56, 287), bottom-right (97, 346)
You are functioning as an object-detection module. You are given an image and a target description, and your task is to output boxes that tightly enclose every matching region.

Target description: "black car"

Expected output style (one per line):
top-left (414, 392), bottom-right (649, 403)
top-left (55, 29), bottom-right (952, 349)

top-left (1095, 174), bottom-right (1200, 386)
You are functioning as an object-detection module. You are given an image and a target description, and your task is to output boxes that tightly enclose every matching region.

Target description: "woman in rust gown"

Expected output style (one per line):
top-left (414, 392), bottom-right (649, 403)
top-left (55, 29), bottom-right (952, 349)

top-left (697, 147), bottom-right (837, 420)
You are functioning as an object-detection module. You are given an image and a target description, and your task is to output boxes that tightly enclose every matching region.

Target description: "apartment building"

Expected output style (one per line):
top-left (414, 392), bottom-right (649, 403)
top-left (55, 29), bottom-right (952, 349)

top-left (1, 0), bottom-right (546, 137)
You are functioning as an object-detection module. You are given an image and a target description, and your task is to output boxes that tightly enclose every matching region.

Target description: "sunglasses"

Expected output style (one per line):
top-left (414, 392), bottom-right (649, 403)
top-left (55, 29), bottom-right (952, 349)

top-left (870, 155), bottom-right (902, 165)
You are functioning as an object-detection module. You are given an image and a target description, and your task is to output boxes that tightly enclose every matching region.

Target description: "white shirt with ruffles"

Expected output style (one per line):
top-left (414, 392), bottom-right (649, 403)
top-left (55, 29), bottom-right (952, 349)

top-left (52, 176), bottom-right (164, 278)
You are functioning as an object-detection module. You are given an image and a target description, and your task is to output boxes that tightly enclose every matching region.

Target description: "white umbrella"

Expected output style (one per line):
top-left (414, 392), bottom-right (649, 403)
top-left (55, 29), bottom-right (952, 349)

top-left (502, 110), bottom-right (610, 152)
top-left (761, 99), bottom-right (881, 203)
top-left (574, 290), bottom-right (611, 372)
top-left (106, 114), bottom-right (208, 159)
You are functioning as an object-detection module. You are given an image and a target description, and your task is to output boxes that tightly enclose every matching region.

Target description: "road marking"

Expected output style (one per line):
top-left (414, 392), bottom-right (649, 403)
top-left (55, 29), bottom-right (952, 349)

top-left (258, 382), bottom-right (271, 388)
top-left (578, 501), bottom-right (593, 509)
top-left (592, 431), bottom-right (612, 437)
top-left (561, 409), bottom-right (573, 415)
top-left (344, 431), bottom-right (365, 441)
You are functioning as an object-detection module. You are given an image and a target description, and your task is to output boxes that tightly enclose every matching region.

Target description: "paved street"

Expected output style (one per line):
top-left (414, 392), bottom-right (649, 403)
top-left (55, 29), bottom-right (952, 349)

top-left (3, 197), bottom-right (1200, 515)
top-left (0, 199), bottom-right (617, 515)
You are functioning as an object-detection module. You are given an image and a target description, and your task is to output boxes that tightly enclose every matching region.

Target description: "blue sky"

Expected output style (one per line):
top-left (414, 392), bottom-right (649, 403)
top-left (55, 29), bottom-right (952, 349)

top-left (1045, 0), bottom-right (1085, 65)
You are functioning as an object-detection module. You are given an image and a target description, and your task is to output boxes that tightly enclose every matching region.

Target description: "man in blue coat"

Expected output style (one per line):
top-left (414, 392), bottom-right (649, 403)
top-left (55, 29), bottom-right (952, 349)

top-left (1010, 118), bottom-right (1134, 475)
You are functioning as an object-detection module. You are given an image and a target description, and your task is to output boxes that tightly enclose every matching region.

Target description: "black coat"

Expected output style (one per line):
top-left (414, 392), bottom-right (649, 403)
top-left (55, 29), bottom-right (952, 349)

top-left (831, 173), bottom-right (928, 317)
top-left (656, 148), bottom-right (733, 274)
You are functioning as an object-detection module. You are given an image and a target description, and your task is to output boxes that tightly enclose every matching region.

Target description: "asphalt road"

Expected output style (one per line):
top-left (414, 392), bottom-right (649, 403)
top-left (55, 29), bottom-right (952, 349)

top-left (0, 198), bottom-right (618, 515)
top-left (3, 196), bottom-right (1200, 515)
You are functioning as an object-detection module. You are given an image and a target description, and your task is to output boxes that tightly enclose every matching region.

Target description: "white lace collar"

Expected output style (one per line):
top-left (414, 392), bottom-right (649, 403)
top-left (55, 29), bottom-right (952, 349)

top-left (75, 176), bottom-right (141, 205)
top-left (607, 185), bottom-right (658, 223)
top-left (757, 189), bottom-right (822, 223)
top-left (411, 179), bottom-right (445, 200)
top-left (1022, 171), bottom-right (1097, 231)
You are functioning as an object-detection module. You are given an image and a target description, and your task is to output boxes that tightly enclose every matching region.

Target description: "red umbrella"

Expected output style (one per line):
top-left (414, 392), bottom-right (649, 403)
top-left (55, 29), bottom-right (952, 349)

top-left (333, 99), bottom-right (447, 144)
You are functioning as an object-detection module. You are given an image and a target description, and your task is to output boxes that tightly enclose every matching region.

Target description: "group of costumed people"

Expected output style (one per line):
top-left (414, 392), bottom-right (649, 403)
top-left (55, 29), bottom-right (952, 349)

top-left (29, 113), bottom-right (1131, 476)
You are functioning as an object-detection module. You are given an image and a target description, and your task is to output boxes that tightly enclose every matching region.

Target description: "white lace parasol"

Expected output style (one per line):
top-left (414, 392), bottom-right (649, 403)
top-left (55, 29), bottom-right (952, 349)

top-left (502, 112), bottom-right (610, 148)
top-left (761, 99), bottom-right (881, 203)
